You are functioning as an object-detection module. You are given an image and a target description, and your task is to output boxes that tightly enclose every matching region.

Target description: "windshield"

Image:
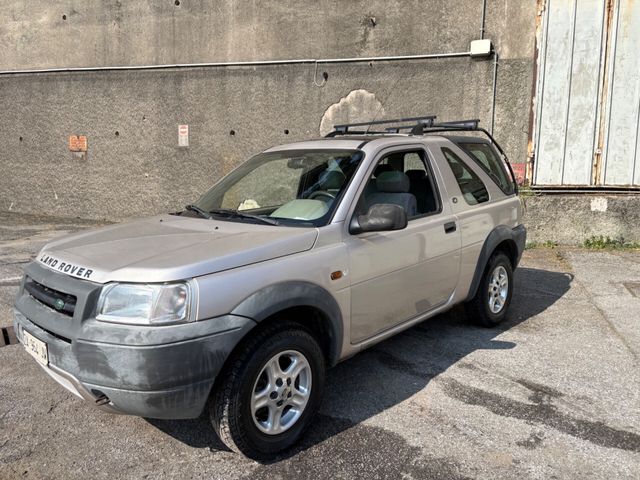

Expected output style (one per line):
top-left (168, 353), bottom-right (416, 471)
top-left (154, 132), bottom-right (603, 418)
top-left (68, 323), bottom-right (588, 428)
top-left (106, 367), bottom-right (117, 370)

top-left (189, 149), bottom-right (364, 227)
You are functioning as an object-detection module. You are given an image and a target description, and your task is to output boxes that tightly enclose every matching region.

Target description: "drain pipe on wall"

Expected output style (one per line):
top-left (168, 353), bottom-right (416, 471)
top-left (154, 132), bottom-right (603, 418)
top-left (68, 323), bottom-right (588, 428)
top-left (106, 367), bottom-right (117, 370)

top-left (480, 0), bottom-right (498, 134)
top-left (481, 0), bottom-right (488, 39)
top-left (491, 51), bottom-right (499, 135)
top-left (0, 52), bottom-right (472, 76)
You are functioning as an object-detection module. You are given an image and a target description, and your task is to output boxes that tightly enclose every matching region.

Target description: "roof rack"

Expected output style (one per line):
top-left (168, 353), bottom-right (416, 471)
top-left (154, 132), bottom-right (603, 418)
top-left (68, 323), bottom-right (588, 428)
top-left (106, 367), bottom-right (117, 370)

top-left (327, 116), bottom-right (436, 136)
top-left (325, 116), bottom-right (518, 193)
top-left (429, 119), bottom-right (480, 130)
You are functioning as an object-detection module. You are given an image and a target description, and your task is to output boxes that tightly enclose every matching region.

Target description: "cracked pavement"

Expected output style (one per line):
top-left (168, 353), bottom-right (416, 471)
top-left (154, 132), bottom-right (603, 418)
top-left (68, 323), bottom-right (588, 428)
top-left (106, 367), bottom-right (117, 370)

top-left (0, 212), bottom-right (639, 479)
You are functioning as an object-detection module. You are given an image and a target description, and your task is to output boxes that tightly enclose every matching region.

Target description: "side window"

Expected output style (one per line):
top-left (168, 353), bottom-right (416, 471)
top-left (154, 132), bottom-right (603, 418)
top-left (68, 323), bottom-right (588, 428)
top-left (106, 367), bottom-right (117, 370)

top-left (458, 142), bottom-right (515, 195)
top-left (359, 150), bottom-right (440, 219)
top-left (442, 148), bottom-right (489, 205)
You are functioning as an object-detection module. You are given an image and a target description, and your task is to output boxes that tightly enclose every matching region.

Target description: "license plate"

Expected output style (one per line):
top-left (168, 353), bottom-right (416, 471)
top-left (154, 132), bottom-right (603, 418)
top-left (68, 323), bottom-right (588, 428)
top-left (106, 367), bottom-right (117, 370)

top-left (23, 330), bottom-right (48, 366)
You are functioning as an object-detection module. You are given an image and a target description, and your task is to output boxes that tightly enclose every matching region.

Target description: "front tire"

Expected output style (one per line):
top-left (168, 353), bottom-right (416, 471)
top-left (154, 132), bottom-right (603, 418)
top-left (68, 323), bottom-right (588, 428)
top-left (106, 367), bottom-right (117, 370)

top-left (210, 322), bottom-right (325, 460)
top-left (465, 252), bottom-right (513, 327)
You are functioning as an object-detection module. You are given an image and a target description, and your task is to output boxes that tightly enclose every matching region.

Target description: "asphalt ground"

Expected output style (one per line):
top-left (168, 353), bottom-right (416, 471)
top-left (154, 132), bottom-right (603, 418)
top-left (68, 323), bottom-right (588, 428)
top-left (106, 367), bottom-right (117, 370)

top-left (0, 212), bottom-right (639, 479)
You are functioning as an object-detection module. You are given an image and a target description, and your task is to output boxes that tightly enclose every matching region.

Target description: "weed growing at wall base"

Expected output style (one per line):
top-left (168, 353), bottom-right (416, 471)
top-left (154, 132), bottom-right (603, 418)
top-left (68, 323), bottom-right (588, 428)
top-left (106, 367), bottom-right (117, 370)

top-left (583, 236), bottom-right (640, 250)
top-left (525, 240), bottom-right (558, 250)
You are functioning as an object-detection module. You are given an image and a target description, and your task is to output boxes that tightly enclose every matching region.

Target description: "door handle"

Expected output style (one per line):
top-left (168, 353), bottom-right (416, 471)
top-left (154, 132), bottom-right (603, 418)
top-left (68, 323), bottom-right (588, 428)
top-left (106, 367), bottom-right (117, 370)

top-left (444, 221), bottom-right (457, 234)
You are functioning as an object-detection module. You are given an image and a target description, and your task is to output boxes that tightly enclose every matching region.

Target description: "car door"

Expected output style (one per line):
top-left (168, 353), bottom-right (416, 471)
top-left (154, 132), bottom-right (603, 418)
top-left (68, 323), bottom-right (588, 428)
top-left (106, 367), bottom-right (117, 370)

top-left (346, 146), bottom-right (462, 344)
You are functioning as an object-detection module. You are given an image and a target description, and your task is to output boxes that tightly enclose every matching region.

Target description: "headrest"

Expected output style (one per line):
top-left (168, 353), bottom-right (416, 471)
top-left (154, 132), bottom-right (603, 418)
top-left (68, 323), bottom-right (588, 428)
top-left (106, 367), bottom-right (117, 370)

top-left (374, 164), bottom-right (394, 178)
top-left (405, 169), bottom-right (426, 181)
top-left (376, 171), bottom-right (410, 193)
top-left (321, 170), bottom-right (346, 189)
top-left (450, 162), bottom-right (465, 179)
top-left (386, 152), bottom-right (405, 164)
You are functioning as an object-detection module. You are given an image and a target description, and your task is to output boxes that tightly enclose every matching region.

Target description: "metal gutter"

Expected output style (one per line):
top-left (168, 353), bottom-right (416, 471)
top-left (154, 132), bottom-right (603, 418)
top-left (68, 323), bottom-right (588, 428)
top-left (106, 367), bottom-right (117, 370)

top-left (0, 51), bottom-right (472, 76)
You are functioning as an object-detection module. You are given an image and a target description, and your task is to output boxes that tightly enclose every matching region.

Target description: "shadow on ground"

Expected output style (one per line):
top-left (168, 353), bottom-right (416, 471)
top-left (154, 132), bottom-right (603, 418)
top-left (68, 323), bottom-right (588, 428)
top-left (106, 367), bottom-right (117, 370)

top-left (149, 267), bottom-right (573, 471)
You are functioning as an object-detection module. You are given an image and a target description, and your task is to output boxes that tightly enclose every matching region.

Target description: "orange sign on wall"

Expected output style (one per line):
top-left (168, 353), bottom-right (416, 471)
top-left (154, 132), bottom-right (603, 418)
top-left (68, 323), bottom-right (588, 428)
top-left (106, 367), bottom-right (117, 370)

top-left (69, 135), bottom-right (88, 152)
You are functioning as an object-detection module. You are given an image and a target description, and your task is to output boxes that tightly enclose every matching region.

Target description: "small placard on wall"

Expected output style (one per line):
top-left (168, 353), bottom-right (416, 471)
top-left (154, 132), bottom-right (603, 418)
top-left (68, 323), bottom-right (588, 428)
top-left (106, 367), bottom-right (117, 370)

top-left (178, 124), bottom-right (189, 147)
top-left (69, 135), bottom-right (88, 152)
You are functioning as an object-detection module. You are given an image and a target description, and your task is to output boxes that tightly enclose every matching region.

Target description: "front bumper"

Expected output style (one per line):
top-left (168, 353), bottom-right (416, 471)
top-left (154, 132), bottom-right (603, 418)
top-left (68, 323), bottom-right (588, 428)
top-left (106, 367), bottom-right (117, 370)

top-left (34, 355), bottom-right (122, 415)
top-left (14, 263), bottom-right (256, 419)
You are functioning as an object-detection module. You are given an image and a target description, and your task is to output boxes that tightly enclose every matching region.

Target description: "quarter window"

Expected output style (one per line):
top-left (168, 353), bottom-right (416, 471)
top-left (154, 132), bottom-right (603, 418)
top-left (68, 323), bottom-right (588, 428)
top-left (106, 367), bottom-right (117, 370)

top-left (458, 142), bottom-right (515, 195)
top-left (442, 148), bottom-right (489, 205)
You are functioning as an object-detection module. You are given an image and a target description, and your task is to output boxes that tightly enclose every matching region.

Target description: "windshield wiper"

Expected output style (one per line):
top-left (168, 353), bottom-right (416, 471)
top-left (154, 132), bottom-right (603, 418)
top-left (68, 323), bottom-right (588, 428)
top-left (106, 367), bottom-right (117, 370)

top-left (184, 204), bottom-right (213, 219)
top-left (209, 209), bottom-right (280, 226)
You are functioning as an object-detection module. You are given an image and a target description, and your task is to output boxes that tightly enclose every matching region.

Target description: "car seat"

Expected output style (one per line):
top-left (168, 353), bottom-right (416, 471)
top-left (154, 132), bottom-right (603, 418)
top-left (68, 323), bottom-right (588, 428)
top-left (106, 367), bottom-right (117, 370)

top-left (366, 171), bottom-right (417, 217)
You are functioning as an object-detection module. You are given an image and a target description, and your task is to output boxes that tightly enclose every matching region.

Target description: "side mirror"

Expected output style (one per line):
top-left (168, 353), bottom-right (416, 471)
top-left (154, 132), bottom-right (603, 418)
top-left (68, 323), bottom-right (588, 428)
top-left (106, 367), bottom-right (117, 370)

top-left (349, 204), bottom-right (408, 234)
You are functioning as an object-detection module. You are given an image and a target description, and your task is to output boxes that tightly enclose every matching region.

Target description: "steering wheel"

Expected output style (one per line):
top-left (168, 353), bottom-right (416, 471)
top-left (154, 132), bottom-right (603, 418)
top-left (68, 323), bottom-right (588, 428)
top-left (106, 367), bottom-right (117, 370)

top-left (308, 191), bottom-right (335, 201)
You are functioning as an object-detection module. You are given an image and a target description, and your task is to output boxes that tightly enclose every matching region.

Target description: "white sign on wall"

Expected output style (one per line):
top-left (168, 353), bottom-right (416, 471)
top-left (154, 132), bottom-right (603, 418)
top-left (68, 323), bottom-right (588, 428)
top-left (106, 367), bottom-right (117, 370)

top-left (178, 124), bottom-right (189, 147)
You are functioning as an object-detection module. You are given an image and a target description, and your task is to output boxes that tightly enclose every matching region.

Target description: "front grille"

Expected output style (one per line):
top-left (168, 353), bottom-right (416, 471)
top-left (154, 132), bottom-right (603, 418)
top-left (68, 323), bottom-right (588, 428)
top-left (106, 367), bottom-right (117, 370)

top-left (25, 277), bottom-right (77, 317)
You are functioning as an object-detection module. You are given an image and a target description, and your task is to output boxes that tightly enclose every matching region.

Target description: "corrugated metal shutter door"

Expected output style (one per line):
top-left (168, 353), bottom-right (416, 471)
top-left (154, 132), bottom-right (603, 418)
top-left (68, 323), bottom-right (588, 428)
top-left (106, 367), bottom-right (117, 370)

top-left (601, 0), bottom-right (640, 186)
top-left (534, 0), bottom-right (640, 187)
top-left (534, 0), bottom-right (606, 186)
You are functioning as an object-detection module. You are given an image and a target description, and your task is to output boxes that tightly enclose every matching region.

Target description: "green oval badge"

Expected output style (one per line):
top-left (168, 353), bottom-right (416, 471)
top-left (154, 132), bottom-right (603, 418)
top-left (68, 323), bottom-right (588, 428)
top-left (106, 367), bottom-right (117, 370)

top-left (54, 298), bottom-right (65, 310)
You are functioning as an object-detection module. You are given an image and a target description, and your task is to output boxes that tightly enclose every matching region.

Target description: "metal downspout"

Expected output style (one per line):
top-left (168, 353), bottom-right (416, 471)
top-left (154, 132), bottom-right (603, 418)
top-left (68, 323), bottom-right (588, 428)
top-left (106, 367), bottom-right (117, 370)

top-left (491, 51), bottom-right (499, 135)
top-left (481, 0), bottom-right (488, 39)
top-left (480, 0), bottom-right (497, 135)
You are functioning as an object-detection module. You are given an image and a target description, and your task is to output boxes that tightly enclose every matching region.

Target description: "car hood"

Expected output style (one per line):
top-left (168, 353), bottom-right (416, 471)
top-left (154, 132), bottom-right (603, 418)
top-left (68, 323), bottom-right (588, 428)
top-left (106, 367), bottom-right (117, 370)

top-left (35, 214), bottom-right (318, 283)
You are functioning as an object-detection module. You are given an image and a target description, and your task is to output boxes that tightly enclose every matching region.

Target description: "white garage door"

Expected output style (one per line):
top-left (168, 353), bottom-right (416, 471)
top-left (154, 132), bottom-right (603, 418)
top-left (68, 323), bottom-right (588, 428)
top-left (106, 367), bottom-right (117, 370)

top-left (534, 0), bottom-right (640, 187)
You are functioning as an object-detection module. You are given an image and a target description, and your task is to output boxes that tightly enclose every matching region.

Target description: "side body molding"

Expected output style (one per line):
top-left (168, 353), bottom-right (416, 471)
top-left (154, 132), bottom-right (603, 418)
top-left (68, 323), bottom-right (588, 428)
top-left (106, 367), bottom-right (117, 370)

top-left (466, 224), bottom-right (526, 302)
top-left (230, 281), bottom-right (344, 366)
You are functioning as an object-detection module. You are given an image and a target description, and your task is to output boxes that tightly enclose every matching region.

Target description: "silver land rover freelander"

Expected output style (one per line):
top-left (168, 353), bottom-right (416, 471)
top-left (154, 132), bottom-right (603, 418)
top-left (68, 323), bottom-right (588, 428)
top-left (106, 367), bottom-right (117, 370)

top-left (14, 116), bottom-right (525, 459)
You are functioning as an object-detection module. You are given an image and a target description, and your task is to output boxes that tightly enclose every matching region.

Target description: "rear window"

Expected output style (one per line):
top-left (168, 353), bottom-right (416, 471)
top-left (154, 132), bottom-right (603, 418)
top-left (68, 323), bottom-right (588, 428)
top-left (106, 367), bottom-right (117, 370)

top-left (458, 142), bottom-right (515, 195)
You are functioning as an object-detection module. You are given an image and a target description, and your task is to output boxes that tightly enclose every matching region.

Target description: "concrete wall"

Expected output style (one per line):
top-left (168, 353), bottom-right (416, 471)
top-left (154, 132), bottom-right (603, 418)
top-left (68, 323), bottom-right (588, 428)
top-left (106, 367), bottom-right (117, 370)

top-left (0, 0), bottom-right (537, 220)
top-left (1, 1), bottom-right (535, 68)
top-left (524, 195), bottom-right (640, 244)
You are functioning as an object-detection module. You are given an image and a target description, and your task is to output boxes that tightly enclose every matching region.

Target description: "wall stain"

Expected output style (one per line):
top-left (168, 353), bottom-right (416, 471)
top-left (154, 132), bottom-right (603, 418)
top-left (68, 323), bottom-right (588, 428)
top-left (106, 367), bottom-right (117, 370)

top-left (319, 89), bottom-right (385, 137)
top-left (356, 14), bottom-right (378, 53)
top-left (440, 378), bottom-right (640, 453)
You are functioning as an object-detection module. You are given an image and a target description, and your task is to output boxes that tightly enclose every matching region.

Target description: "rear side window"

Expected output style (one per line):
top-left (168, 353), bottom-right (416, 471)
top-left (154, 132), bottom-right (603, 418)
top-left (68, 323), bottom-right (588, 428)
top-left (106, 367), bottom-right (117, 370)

top-left (442, 148), bottom-right (489, 205)
top-left (458, 142), bottom-right (515, 195)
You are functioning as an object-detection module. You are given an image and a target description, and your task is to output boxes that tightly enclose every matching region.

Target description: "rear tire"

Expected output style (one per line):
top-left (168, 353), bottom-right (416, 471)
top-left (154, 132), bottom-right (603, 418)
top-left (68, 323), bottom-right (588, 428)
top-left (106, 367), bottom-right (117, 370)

top-left (210, 322), bottom-right (325, 460)
top-left (465, 252), bottom-right (513, 327)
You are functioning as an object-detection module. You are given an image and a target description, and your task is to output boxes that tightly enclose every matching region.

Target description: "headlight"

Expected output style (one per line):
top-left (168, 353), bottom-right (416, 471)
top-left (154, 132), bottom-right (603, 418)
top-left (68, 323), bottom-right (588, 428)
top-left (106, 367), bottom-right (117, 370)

top-left (97, 282), bottom-right (195, 325)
